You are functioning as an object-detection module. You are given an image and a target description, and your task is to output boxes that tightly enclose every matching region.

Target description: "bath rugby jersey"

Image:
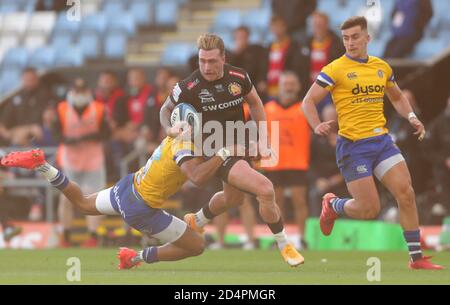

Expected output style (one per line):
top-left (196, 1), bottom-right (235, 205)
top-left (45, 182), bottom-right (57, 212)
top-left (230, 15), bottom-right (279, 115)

top-left (316, 54), bottom-right (396, 141)
top-left (133, 137), bottom-right (194, 208)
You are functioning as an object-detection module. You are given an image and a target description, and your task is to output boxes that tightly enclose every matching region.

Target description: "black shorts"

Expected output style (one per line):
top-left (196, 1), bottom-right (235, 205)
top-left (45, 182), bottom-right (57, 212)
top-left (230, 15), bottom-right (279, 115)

top-left (216, 157), bottom-right (252, 183)
top-left (264, 170), bottom-right (308, 187)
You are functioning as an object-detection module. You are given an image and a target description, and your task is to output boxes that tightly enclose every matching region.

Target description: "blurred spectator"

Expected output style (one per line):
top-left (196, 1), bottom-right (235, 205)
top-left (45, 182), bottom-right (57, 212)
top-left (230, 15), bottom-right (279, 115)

top-left (228, 26), bottom-right (267, 98)
top-left (387, 90), bottom-right (431, 195)
top-left (309, 105), bottom-right (347, 216)
top-left (262, 71), bottom-right (311, 249)
top-left (94, 71), bottom-right (127, 183)
top-left (0, 68), bottom-right (56, 147)
top-left (307, 11), bottom-right (345, 85)
top-left (95, 71), bottom-right (127, 120)
top-left (425, 95), bottom-right (450, 210)
top-left (264, 16), bottom-right (309, 99)
top-left (53, 78), bottom-right (110, 247)
top-left (305, 11), bottom-right (345, 111)
top-left (0, 150), bottom-right (22, 243)
top-left (383, 0), bottom-right (433, 58)
top-left (271, 0), bottom-right (317, 41)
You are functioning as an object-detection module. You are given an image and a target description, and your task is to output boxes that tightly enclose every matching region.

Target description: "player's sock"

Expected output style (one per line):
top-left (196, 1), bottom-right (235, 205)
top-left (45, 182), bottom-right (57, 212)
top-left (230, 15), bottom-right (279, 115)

top-left (330, 197), bottom-right (350, 216)
top-left (195, 204), bottom-right (215, 228)
top-left (267, 218), bottom-right (288, 250)
top-left (36, 163), bottom-right (69, 191)
top-left (403, 230), bottom-right (423, 262)
top-left (138, 246), bottom-right (159, 264)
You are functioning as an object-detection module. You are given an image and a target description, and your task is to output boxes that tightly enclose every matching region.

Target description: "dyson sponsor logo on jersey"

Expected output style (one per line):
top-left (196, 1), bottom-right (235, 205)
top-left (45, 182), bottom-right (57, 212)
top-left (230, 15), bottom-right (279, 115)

top-left (202, 97), bottom-right (244, 111)
top-left (352, 84), bottom-right (385, 95)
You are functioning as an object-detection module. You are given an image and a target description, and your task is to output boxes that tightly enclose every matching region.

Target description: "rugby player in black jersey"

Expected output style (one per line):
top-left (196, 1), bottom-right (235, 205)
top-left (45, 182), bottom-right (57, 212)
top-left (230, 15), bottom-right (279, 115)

top-left (160, 34), bottom-right (304, 266)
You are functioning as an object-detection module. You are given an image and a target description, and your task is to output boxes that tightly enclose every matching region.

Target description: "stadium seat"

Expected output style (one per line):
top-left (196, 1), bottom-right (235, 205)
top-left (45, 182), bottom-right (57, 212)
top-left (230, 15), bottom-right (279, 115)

top-left (23, 32), bottom-right (48, 50)
top-left (0, 1), bottom-right (21, 13)
top-left (161, 43), bottom-right (196, 65)
top-left (102, 0), bottom-right (128, 17)
top-left (0, 34), bottom-right (21, 53)
top-left (155, 0), bottom-right (179, 26)
top-left (412, 38), bottom-right (449, 60)
top-left (213, 10), bottom-right (242, 32)
top-left (28, 47), bottom-right (56, 69)
top-left (54, 46), bottom-right (84, 67)
top-left (128, 0), bottom-right (153, 26)
top-left (1, 47), bottom-right (29, 68)
top-left (78, 31), bottom-right (101, 58)
top-left (104, 31), bottom-right (128, 59)
top-left (107, 13), bottom-right (136, 35)
top-left (54, 12), bottom-right (81, 36)
top-left (51, 32), bottom-right (74, 50)
top-left (0, 67), bottom-right (22, 96)
top-left (242, 8), bottom-right (271, 33)
top-left (2, 12), bottom-right (30, 35)
top-left (27, 12), bottom-right (57, 34)
top-left (80, 13), bottom-right (108, 34)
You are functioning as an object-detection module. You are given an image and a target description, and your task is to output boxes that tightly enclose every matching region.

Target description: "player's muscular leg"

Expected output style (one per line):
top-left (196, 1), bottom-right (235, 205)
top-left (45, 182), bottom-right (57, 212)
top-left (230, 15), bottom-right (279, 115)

top-left (274, 186), bottom-right (286, 220)
top-left (227, 161), bottom-right (281, 223)
top-left (158, 227), bottom-right (205, 260)
top-left (380, 161), bottom-right (419, 231)
top-left (207, 182), bottom-right (245, 216)
top-left (60, 181), bottom-right (102, 215)
top-left (345, 176), bottom-right (381, 219)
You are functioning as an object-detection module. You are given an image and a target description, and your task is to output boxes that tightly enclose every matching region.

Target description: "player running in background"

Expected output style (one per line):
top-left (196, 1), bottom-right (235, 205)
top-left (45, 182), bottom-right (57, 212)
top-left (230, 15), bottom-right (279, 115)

top-left (302, 16), bottom-right (443, 270)
top-left (160, 34), bottom-right (304, 267)
top-left (0, 122), bottom-right (241, 269)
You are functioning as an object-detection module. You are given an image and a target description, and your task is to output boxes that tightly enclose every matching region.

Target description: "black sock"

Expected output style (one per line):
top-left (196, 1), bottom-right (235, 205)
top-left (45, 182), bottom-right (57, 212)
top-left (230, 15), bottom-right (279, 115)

top-left (201, 203), bottom-right (216, 220)
top-left (267, 218), bottom-right (284, 235)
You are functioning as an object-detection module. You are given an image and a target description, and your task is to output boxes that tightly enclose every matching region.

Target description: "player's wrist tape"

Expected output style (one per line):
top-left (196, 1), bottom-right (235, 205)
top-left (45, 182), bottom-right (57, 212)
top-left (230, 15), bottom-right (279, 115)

top-left (216, 147), bottom-right (231, 161)
top-left (408, 112), bottom-right (417, 121)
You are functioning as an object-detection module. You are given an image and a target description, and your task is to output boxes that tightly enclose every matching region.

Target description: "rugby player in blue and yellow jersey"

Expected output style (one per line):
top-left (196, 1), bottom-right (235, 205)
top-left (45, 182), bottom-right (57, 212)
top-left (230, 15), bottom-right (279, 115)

top-left (302, 16), bottom-right (443, 270)
top-left (0, 122), bottom-right (241, 270)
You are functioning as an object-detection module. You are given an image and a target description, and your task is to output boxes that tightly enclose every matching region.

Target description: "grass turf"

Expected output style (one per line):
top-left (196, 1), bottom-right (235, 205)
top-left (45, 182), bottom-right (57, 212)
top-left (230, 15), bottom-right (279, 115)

top-left (0, 249), bottom-right (448, 284)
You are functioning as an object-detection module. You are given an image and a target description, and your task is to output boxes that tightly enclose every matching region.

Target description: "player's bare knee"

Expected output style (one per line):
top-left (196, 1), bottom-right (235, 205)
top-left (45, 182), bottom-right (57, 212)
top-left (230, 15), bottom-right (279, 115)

top-left (362, 205), bottom-right (380, 219)
top-left (396, 184), bottom-right (415, 205)
top-left (256, 180), bottom-right (275, 203)
top-left (191, 237), bottom-right (205, 256)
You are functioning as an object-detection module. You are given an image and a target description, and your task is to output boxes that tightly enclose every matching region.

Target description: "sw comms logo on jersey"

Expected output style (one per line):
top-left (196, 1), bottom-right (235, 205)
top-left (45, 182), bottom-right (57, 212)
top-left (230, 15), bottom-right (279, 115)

top-left (198, 89), bottom-right (215, 103)
top-left (228, 82), bottom-right (242, 96)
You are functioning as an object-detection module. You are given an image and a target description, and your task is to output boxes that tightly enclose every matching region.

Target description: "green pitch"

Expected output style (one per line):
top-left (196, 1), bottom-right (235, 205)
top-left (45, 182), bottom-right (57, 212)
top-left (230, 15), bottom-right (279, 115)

top-left (0, 249), bottom-right (449, 284)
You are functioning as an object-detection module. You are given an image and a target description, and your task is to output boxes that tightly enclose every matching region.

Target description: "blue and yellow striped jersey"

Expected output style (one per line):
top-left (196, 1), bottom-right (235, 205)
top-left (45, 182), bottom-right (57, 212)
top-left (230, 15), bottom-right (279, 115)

top-left (133, 137), bottom-right (194, 208)
top-left (317, 54), bottom-right (396, 141)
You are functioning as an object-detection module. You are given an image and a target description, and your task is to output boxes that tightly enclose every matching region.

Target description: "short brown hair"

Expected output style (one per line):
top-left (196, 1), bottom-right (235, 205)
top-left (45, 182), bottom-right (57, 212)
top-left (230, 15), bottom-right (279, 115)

top-left (197, 34), bottom-right (225, 55)
top-left (312, 11), bottom-right (329, 24)
top-left (340, 16), bottom-right (367, 31)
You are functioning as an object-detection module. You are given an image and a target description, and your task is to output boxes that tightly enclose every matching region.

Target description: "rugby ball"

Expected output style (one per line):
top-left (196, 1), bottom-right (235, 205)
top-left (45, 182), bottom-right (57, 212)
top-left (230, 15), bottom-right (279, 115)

top-left (170, 103), bottom-right (200, 135)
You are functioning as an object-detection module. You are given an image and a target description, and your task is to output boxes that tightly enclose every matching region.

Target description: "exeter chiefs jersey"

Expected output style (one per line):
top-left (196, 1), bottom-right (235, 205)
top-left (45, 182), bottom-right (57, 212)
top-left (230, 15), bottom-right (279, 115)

top-left (316, 54), bottom-right (396, 141)
top-left (169, 64), bottom-right (253, 148)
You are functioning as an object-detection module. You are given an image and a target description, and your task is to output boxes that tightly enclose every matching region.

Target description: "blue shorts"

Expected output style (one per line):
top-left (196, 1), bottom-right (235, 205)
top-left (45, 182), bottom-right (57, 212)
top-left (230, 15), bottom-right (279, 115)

top-left (336, 134), bottom-right (405, 183)
top-left (95, 174), bottom-right (187, 243)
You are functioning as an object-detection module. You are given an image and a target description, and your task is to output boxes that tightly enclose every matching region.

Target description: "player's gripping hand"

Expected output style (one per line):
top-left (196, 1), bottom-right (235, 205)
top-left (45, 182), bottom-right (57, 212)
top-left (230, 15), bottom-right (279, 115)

top-left (314, 120), bottom-right (335, 136)
top-left (409, 117), bottom-right (426, 141)
top-left (167, 121), bottom-right (190, 138)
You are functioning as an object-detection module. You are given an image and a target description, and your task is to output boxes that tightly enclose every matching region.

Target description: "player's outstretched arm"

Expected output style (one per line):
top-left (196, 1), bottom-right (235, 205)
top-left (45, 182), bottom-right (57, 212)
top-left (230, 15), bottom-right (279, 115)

top-left (386, 84), bottom-right (426, 141)
top-left (180, 156), bottom-right (224, 187)
top-left (160, 96), bottom-right (178, 137)
top-left (302, 83), bottom-right (335, 136)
